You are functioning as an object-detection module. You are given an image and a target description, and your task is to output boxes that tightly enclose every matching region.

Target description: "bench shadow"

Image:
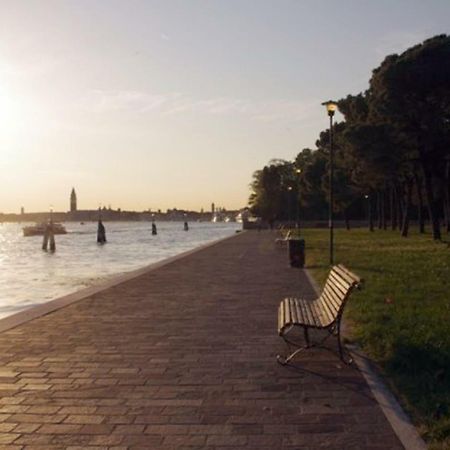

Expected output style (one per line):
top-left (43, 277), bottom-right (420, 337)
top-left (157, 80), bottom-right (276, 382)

top-left (281, 351), bottom-right (377, 404)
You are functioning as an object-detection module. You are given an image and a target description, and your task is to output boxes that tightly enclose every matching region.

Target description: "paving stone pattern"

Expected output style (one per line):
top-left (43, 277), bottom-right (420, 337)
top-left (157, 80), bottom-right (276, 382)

top-left (0, 231), bottom-right (403, 449)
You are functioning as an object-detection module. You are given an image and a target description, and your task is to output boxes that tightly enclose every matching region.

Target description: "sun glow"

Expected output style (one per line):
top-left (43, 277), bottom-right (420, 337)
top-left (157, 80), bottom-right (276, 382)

top-left (0, 83), bottom-right (23, 135)
top-left (0, 79), bottom-right (35, 171)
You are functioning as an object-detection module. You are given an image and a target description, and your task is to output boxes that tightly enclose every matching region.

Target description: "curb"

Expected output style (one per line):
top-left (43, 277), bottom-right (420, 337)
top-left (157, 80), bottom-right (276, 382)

top-left (0, 231), bottom-right (243, 334)
top-left (304, 267), bottom-right (427, 450)
top-left (349, 345), bottom-right (427, 450)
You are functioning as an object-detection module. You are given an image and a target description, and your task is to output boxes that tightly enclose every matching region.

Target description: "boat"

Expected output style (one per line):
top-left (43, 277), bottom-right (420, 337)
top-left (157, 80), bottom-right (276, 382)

top-left (23, 222), bottom-right (67, 237)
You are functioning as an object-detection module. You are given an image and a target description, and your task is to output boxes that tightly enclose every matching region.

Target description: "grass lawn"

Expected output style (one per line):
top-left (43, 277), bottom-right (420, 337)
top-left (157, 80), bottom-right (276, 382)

top-left (298, 228), bottom-right (450, 449)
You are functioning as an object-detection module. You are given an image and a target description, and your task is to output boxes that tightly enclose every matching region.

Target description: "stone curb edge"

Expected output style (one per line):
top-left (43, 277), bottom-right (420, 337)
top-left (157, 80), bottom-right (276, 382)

top-left (349, 345), bottom-right (427, 450)
top-left (303, 267), bottom-right (427, 450)
top-left (0, 230), bottom-right (243, 334)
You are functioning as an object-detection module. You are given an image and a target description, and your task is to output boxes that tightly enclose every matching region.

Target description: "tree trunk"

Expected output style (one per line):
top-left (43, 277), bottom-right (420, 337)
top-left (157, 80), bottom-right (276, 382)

top-left (422, 162), bottom-right (441, 240)
top-left (414, 172), bottom-right (425, 234)
top-left (443, 197), bottom-right (449, 235)
top-left (397, 184), bottom-right (404, 234)
top-left (401, 179), bottom-right (413, 237)
top-left (390, 185), bottom-right (398, 231)
top-left (377, 191), bottom-right (382, 229)
top-left (344, 209), bottom-right (350, 230)
top-left (382, 189), bottom-right (387, 230)
top-left (368, 194), bottom-right (374, 232)
top-left (445, 159), bottom-right (450, 233)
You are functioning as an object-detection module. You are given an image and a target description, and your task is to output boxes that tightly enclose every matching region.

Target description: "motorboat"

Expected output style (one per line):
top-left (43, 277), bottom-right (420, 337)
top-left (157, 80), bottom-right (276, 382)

top-left (23, 222), bottom-right (67, 237)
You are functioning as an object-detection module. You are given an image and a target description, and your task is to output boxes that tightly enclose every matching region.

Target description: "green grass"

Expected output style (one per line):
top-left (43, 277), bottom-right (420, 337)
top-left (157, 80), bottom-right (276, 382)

top-left (295, 228), bottom-right (450, 449)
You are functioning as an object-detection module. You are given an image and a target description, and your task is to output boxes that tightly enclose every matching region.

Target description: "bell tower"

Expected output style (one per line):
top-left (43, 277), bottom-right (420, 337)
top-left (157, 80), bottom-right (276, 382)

top-left (70, 188), bottom-right (77, 212)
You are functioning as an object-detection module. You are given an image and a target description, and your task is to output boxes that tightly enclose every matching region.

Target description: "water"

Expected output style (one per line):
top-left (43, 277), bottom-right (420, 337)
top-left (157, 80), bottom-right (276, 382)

top-left (0, 221), bottom-right (240, 319)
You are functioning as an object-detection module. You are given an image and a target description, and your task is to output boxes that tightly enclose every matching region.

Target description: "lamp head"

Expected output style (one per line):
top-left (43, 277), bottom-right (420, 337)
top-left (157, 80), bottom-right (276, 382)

top-left (321, 100), bottom-right (338, 117)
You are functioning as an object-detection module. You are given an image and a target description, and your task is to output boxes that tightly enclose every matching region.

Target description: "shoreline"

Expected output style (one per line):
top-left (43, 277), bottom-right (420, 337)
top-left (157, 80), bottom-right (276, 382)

top-left (0, 230), bottom-right (241, 334)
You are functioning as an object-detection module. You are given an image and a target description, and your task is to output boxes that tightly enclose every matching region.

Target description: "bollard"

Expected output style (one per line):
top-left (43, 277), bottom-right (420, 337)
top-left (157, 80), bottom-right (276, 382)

top-left (49, 230), bottom-right (56, 252)
top-left (97, 220), bottom-right (107, 244)
top-left (42, 224), bottom-right (50, 251)
top-left (42, 222), bottom-right (56, 252)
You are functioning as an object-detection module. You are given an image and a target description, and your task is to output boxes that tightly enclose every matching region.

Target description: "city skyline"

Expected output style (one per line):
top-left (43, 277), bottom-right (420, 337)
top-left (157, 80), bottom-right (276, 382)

top-left (10, 188), bottom-right (230, 215)
top-left (1, 1), bottom-right (449, 212)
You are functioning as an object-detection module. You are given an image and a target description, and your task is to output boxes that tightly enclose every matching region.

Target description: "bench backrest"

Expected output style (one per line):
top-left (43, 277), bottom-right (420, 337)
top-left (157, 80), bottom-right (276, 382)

top-left (316, 264), bottom-right (362, 326)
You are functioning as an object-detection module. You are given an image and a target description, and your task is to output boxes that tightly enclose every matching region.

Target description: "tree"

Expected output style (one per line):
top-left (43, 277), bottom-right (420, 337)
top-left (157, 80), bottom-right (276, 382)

top-left (249, 160), bottom-right (295, 223)
top-left (369, 34), bottom-right (450, 240)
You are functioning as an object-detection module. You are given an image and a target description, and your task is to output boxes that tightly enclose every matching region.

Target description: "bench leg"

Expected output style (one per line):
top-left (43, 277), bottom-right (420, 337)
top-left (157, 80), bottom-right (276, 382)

top-left (277, 326), bottom-right (311, 365)
top-left (304, 328), bottom-right (310, 347)
top-left (277, 346), bottom-right (307, 365)
top-left (278, 324), bottom-right (354, 366)
top-left (336, 321), bottom-right (353, 365)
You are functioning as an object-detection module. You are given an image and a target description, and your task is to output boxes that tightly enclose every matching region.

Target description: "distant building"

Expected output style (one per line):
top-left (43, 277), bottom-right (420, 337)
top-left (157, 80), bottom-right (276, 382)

top-left (20, 207), bottom-right (24, 215)
top-left (70, 188), bottom-right (77, 212)
top-left (211, 203), bottom-right (215, 214)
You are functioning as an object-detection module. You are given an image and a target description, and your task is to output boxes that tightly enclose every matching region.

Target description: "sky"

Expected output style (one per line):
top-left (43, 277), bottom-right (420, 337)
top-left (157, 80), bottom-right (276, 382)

top-left (0, 0), bottom-right (449, 213)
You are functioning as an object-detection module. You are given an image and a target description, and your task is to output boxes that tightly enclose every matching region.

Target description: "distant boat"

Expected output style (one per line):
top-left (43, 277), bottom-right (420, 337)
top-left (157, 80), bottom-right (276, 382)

top-left (23, 223), bottom-right (67, 237)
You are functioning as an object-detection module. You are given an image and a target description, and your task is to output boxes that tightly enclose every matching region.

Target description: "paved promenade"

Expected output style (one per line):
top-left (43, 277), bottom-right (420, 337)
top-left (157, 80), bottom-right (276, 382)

top-left (0, 231), bottom-right (403, 449)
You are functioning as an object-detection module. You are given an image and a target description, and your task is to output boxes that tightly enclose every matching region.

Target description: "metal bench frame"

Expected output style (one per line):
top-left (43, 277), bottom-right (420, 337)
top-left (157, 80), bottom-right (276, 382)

top-left (277, 264), bottom-right (362, 365)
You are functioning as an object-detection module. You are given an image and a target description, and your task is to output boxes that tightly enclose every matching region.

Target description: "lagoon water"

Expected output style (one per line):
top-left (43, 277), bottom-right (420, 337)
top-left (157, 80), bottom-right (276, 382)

top-left (0, 221), bottom-right (240, 320)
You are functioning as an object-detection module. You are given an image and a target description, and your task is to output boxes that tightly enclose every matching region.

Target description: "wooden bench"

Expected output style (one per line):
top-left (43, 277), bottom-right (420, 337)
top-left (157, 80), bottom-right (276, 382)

top-left (275, 229), bottom-right (291, 246)
top-left (277, 264), bottom-right (362, 365)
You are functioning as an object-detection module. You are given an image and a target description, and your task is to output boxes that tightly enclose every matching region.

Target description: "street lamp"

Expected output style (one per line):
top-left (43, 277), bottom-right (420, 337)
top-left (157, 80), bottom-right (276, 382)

top-left (295, 168), bottom-right (301, 230)
top-left (287, 186), bottom-right (293, 227)
top-left (322, 100), bottom-right (338, 265)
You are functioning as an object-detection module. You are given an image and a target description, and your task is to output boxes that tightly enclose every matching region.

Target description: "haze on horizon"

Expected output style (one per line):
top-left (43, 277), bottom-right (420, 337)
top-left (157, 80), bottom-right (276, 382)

top-left (1, 0), bottom-right (449, 214)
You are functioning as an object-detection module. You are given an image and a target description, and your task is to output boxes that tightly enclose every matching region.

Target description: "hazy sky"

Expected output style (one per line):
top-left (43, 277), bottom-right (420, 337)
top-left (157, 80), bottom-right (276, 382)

top-left (1, 0), bottom-right (449, 213)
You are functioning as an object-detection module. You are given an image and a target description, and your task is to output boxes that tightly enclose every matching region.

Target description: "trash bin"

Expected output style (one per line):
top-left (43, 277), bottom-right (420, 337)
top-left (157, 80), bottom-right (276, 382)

top-left (288, 238), bottom-right (305, 268)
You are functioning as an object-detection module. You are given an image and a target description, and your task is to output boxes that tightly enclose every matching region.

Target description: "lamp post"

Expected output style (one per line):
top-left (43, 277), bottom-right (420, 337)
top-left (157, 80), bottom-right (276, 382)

top-left (287, 186), bottom-right (293, 228)
top-left (295, 168), bottom-right (301, 231)
top-left (322, 100), bottom-right (337, 265)
top-left (365, 194), bottom-right (374, 232)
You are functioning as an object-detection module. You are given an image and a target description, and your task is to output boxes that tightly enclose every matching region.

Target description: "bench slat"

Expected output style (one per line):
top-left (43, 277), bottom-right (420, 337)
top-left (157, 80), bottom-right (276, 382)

top-left (335, 264), bottom-right (361, 285)
top-left (280, 299), bottom-right (287, 331)
top-left (289, 298), bottom-right (298, 323)
top-left (278, 301), bottom-right (284, 333)
top-left (301, 298), bottom-right (315, 326)
top-left (328, 270), bottom-right (352, 295)
top-left (294, 300), bottom-right (303, 325)
top-left (284, 298), bottom-right (289, 325)
top-left (328, 280), bottom-right (348, 306)
top-left (313, 300), bottom-right (324, 326)
top-left (318, 296), bottom-right (338, 327)
top-left (296, 299), bottom-right (306, 324)
top-left (321, 285), bottom-right (342, 314)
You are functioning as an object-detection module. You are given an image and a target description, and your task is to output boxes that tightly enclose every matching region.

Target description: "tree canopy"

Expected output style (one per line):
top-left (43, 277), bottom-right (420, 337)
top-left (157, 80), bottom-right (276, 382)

top-left (249, 34), bottom-right (450, 238)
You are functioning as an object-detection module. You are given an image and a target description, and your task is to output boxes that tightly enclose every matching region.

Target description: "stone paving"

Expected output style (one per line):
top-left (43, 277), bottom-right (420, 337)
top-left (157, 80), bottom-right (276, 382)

top-left (0, 231), bottom-right (403, 449)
